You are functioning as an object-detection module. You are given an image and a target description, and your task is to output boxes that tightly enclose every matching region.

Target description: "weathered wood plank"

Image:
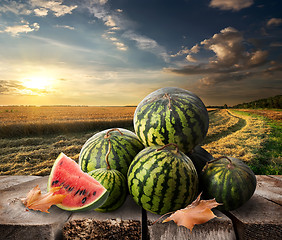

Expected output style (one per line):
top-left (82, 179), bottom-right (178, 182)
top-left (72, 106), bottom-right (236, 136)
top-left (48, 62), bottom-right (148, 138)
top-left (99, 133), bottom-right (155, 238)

top-left (147, 210), bottom-right (236, 240)
top-left (255, 175), bottom-right (282, 205)
top-left (0, 176), bottom-right (71, 240)
top-left (63, 195), bottom-right (143, 240)
top-left (0, 175), bottom-right (41, 191)
top-left (227, 193), bottom-right (282, 240)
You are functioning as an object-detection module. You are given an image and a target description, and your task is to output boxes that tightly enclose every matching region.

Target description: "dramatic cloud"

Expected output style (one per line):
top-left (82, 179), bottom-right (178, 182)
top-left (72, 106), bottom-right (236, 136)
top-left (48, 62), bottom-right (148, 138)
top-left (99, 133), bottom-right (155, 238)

top-left (186, 55), bottom-right (198, 63)
top-left (209, 0), bottom-right (254, 11)
top-left (1, 21), bottom-right (40, 36)
top-left (166, 27), bottom-right (270, 86)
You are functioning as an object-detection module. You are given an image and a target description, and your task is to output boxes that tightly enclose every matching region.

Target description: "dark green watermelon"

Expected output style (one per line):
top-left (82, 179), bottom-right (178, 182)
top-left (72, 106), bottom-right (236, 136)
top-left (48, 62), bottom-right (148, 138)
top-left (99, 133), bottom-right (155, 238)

top-left (134, 87), bottom-right (209, 154)
top-left (201, 156), bottom-right (257, 211)
top-left (127, 143), bottom-right (198, 215)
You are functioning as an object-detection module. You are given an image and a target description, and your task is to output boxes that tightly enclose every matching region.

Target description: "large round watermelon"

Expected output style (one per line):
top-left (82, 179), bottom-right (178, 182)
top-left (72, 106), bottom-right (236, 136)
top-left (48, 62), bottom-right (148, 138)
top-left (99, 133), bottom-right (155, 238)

top-left (134, 87), bottom-right (209, 154)
top-left (79, 128), bottom-right (144, 177)
top-left (127, 143), bottom-right (198, 215)
top-left (201, 156), bottom-right (257, 211)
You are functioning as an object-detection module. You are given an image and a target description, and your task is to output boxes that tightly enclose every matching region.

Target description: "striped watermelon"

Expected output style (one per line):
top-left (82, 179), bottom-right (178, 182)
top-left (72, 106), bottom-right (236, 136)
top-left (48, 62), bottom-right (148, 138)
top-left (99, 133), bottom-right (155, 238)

top-left (88, 169), bottom-right (127, 212)
top-left (79, 128), bottom-right (144, 177)
top-left (127, 143), bottom-right (198, 215)
top-left (134, 87), bottom-right (209, 154)
top-left (201, 156), bottom-right (257, 211)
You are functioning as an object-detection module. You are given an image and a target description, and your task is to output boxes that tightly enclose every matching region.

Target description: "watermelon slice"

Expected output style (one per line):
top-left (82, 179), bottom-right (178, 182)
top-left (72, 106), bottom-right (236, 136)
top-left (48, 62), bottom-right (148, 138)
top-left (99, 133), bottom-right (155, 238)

top-left (47, 153), bottom-right (109, 211)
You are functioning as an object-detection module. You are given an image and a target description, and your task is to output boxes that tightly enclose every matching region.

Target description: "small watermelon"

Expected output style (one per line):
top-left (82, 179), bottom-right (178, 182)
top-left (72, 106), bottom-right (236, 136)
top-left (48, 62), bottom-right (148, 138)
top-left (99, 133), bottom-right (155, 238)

top-left (88, 139), bottom-right (127, 212)
top-left (48, 153), bottom-right (109, 212)
top-left (89, 169), bottom-right (127, 212)
top-left (127, 143), bottom-right (198, 215)
top-left (79, 128), bottom-right (144, 177)
top-left (201, 156), bottom-right (257, 211)
top-left (134, 87), bottom-right (209, 154)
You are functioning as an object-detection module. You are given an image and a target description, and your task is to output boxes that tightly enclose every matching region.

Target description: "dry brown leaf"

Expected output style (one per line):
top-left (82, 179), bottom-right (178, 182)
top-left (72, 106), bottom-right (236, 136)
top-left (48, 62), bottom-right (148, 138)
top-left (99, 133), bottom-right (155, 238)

top-left (162, 193), bottom-right (222, 231)
top-left (21, 185), bottom-right (66, 213)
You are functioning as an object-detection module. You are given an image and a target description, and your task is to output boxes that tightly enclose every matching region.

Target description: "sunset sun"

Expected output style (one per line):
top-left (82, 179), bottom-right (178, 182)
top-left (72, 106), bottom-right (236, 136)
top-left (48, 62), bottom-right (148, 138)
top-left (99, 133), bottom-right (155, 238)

top-left (21, 76), bottom-right (53, 90)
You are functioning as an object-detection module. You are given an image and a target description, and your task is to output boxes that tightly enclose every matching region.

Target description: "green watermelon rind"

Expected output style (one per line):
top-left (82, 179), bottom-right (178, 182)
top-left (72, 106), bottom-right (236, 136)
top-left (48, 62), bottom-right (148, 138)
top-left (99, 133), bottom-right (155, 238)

top-left (200, 156), bottom-right (257, 211)
top-left (133, 87), bottom-right (209, 154)
top-left (88, 168), bottom-right (127, 212)
top-left (47, 153), bottom-right (109, 212)
top-left (127, 145), bottom-right (199, 215)
top-left (79, 128), bottom-right (144, 177)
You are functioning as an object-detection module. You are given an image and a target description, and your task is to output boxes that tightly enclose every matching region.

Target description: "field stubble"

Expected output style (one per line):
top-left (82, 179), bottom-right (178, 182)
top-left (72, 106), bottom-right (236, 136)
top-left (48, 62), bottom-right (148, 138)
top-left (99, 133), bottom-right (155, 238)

top-left (0, 107), bottom-right (281, 175)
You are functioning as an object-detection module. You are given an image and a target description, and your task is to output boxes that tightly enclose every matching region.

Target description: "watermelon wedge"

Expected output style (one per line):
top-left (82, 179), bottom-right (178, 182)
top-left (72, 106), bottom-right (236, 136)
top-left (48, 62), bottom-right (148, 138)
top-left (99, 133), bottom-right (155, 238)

top-left (47, 153), bottom-right (109, 211)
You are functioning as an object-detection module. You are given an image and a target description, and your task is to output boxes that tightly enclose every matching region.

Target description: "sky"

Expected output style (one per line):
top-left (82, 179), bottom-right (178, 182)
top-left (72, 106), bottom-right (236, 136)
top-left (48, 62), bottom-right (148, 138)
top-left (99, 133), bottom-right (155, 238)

top-left (0, 0), bottom-right (281, 106)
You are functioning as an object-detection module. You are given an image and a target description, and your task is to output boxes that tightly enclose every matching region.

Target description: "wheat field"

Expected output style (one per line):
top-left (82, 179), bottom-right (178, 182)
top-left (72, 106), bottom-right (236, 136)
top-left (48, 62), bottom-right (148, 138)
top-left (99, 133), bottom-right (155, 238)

top-left (0, 107), bottom-right (280, 175)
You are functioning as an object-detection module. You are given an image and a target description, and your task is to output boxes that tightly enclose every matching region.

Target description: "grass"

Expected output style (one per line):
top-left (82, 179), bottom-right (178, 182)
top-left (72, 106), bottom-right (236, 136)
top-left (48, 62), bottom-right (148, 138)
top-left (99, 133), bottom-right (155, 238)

top-left (231, 110), bottom-right (282, 175)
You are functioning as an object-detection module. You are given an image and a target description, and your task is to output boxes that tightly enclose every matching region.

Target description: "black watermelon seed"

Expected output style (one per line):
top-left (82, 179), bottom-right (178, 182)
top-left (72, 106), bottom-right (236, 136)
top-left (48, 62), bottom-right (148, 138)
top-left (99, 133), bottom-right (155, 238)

top-left (52, 180), bottom-right (59, 186)
top-left (74, 189), bottom-right (80, 196)
top-left (68, 187), bottom-right (74, 192)
top-left (64, 185), bottom-right (69, 189)
top-left (93, 191), bottom-right (96, 196)
top-left (82, 197), bottom-right (87, 204)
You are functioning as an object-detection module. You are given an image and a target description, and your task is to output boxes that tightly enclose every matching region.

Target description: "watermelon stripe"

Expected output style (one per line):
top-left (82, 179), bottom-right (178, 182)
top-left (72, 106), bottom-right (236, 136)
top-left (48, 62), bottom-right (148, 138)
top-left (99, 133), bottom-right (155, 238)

top-left (79, 128), bottom-right (144, 177)
top-left (134, 88), bottom-right (209, 154)
top-left (201, 157), bottom-right (256, 211)
top-left (128, 146), bottom-right (198, 215)
top-left (89, 168), bottom-right (127, 212)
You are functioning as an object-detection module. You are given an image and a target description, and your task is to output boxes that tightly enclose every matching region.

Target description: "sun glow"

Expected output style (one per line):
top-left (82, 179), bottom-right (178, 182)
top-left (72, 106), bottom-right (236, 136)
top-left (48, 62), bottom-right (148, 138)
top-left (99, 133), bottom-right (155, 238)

top-left (22, 76), bottom-right (53, 90)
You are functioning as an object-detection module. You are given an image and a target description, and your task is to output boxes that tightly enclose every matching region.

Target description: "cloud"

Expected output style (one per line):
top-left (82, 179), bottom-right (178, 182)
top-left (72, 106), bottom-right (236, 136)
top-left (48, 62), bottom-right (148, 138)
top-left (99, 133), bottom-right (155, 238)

top-left (0, 80), bottom-right (25, 95)
top-left (1, 21), bottom-right (40, 36)
top-left (34, 8), bottom-right (49, 16)
top-left (123, 31), bottom-right (170, 62)
top-left (186, 55), bottom-right (198, 63)
top-left (30, 0), bottom-right (77, 17)
top-left (0, 0), bottom-right (77, 17)
top-left (55, 24), bottom-right (75, 30)
top-left (267, 18), bottom-right (282, 27)
top-left (209, 0), bottom-right (254, 11)
top-left (166, 27), bottom-right (270, 86)
top-left (0, 1), bottom-right (32, 15)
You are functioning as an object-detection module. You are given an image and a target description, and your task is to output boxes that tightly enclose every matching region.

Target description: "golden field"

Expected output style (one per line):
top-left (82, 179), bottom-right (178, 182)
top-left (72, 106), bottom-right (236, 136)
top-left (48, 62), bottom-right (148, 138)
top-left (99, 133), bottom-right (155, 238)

top-left (0, 107), bottom-right (281, 175)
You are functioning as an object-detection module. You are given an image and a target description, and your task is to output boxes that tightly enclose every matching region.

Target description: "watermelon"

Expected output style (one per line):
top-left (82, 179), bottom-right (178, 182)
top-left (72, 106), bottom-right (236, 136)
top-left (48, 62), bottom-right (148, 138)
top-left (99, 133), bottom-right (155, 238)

top-left (188, 145), bottom-right (213, 174)
top-left (200, 156), bottom-right (257, 211)
top-left (48, 153), bottom-right (109, 212)
top-left (88, 169), bottom-right (127, 212)
top-left (127, 143), bottom-right (198, 215)
top-left (134, 87), bottom-right (209, 154)
top-left (79, 128), bottom-right (144, 177)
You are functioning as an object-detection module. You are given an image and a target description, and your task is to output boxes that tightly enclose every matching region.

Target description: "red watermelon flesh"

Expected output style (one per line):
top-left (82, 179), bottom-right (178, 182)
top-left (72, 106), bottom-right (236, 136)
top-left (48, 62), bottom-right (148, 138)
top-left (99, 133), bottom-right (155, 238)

top-left (48, 153), bottom-right (109, 211)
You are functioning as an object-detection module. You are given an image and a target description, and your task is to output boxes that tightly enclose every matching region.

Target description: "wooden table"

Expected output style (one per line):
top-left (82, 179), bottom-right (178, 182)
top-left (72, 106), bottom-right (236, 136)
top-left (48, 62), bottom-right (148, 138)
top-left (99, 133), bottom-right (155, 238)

top-left (0, 175), bottom-right (281, 240)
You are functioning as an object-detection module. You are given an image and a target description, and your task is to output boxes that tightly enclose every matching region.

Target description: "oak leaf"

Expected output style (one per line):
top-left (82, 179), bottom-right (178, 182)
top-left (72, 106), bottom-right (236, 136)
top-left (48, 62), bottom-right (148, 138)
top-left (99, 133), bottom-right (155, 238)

top-left (162, 193), bottom-right (222, 231)
top-left (21, 185), bottom-right (66, 213)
